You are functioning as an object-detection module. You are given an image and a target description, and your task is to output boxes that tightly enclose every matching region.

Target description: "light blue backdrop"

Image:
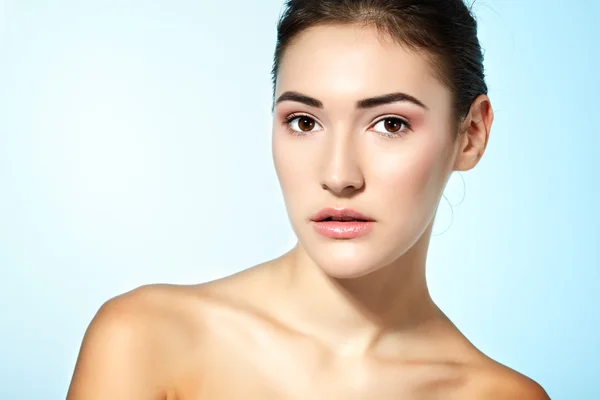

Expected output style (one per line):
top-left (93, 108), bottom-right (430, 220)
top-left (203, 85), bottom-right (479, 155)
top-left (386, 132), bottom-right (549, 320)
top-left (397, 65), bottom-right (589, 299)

top-left (0, 1), bottom-right (598, 398)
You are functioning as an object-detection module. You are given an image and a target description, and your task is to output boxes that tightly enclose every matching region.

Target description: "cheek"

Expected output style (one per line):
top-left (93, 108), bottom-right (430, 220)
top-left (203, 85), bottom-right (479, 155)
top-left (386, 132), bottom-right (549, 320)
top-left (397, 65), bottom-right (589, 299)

top-left (272, 132), bottom-right (310, 203)
top-left (368, 135), bottom-right (451, 208)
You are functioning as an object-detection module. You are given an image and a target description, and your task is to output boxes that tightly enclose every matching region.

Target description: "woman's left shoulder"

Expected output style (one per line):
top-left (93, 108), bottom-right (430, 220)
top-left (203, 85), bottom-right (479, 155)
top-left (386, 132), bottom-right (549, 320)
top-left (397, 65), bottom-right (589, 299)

top-left (462, 359), bottom-right (550, 400)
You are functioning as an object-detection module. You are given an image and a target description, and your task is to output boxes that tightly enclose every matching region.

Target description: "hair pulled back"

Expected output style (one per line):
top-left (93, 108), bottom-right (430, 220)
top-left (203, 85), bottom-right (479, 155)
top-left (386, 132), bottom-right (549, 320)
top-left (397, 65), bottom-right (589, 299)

top-left (271, 0), bottom-right (487, 128)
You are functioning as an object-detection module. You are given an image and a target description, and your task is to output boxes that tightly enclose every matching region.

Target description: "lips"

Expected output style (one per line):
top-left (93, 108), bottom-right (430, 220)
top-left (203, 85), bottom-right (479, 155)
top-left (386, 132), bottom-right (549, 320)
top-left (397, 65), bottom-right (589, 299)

top-left (310, 208), bottom-right (375, 239)
top-left (310, 208), bottom-right (374, 223)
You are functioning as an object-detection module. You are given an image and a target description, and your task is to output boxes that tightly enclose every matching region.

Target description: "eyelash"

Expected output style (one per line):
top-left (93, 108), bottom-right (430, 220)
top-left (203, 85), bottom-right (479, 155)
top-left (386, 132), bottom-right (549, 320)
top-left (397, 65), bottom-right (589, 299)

top-left (282, 113), bottom-right (412, 138)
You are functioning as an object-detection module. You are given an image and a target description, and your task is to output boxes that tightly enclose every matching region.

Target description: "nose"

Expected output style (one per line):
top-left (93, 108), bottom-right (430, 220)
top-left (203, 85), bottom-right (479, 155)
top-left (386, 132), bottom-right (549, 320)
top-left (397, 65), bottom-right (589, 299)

top-left (319, 131), bottom-right (365, 196)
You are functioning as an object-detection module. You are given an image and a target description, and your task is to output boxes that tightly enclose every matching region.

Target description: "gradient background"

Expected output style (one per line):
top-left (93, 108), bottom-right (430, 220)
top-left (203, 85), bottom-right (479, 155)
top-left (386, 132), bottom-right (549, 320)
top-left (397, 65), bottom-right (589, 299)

top-left (1, 0), bottom-right (598, 398)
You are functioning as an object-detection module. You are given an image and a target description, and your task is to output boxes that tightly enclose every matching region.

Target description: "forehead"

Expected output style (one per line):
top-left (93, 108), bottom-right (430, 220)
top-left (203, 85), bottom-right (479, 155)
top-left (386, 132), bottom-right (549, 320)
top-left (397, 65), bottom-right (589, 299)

top-left (276, 24), bottom-right (450, 110)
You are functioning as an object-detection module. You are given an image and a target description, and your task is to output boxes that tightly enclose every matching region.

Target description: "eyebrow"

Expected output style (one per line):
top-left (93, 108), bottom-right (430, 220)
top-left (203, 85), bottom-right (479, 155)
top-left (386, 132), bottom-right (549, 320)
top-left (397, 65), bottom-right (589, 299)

top-left (273, 91), bottom-right (429, 111)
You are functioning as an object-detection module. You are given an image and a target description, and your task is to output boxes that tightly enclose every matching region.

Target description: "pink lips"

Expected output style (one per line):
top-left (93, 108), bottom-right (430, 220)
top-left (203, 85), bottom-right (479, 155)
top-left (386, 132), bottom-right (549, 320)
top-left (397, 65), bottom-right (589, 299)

top-left (310, 208), bottom-right (375, 239)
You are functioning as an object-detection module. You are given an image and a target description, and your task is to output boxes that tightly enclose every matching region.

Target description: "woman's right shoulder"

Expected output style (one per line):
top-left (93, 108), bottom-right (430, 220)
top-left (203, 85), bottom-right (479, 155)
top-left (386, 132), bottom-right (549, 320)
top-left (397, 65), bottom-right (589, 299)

top-left (67, 283), bottom-right (215, 399)
top-left (91, 283), bottom-right (211, 339)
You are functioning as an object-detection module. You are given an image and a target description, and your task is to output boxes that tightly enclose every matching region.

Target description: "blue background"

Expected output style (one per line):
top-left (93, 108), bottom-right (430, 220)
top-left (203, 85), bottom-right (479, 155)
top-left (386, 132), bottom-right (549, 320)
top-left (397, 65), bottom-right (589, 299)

top-left (0, 1), bottom-right (598, 398)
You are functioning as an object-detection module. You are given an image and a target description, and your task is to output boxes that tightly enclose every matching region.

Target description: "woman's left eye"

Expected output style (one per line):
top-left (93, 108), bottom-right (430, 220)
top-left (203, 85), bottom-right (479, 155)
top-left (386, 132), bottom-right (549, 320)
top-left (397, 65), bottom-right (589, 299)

top-left (371, 117), bottom-right (411, 136)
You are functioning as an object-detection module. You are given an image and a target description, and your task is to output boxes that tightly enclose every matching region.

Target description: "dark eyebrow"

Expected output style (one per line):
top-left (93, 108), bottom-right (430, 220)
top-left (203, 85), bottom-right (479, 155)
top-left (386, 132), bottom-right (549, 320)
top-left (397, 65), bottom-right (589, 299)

top-left (273, 91), bottom-right (429, 111)
top-left (356, 92), bottom-right (428, 110)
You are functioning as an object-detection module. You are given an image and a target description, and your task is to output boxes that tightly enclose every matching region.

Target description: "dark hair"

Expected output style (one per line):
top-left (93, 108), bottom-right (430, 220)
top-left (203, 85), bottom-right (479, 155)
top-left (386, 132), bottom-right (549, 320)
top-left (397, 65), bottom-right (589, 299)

top-left (271, 0), bottom-right (487, 130)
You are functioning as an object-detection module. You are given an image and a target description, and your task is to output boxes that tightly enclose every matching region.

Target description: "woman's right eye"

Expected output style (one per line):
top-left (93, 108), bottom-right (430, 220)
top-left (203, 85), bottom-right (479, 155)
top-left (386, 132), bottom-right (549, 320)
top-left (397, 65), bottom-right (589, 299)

top-left (285, 114), bottom-right (323, 134)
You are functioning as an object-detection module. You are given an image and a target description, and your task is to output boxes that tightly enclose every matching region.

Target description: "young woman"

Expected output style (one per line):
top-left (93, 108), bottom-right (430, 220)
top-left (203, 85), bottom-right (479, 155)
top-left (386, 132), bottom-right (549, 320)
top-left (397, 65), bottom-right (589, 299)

top-left (67, 1), bottom-right (549, 398)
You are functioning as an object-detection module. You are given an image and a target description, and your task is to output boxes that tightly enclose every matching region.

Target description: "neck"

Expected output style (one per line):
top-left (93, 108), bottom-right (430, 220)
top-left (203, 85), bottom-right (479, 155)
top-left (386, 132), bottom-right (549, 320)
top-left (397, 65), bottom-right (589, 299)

top-left (272, 223), bottom-right (445, 358)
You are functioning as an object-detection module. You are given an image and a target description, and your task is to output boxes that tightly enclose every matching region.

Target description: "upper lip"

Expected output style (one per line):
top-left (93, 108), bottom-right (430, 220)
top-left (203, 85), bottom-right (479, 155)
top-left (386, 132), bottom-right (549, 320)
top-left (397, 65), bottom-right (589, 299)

top-left (310, 208), bottom-right (375, 222)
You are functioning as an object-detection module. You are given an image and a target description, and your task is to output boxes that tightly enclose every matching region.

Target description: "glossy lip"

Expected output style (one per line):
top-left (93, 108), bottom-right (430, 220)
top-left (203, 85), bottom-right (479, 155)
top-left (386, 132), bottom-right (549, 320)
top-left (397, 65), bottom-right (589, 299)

top-left (310, 207), bottom-right (375, 222)
top-left (310, 208), bottom-right (375, 240)
top-left (312, 220), bottom-right (374, 239)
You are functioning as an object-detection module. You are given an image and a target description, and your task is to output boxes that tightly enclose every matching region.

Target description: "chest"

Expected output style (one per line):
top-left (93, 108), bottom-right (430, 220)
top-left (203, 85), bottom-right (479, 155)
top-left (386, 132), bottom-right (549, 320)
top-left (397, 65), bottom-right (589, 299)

top-left (175, 345), bottom-right (465, 400)
top-left (173, 310), bottom-right (468, 399)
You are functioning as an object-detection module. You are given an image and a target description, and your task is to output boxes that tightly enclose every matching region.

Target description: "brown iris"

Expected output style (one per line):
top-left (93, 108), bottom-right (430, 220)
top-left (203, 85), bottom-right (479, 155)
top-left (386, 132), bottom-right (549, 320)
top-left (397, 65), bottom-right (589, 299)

top-left (383, 118), bottom-right (403, 133)
top-left (298, 116), bottom-right (315, 132)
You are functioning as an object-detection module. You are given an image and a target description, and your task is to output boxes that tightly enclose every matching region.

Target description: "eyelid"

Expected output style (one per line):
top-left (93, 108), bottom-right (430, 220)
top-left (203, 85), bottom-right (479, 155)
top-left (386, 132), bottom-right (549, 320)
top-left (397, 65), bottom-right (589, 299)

top-left (370, 114), bottom-right (412, 129)
top-left (286, 112), bottom-right (315, 121)
top-left (370, 113), bottom-right (411, 127)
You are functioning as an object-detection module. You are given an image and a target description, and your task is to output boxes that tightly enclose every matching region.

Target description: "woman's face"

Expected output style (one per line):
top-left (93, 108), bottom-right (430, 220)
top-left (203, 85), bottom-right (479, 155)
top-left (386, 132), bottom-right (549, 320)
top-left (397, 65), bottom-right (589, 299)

top-left (272, 24), bottom-right (462, 278)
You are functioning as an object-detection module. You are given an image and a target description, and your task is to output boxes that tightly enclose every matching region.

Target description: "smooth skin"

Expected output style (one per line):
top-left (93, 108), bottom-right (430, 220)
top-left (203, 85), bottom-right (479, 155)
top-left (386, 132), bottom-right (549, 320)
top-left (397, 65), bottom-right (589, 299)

top-left (67, 24), bottom-right (550, 399)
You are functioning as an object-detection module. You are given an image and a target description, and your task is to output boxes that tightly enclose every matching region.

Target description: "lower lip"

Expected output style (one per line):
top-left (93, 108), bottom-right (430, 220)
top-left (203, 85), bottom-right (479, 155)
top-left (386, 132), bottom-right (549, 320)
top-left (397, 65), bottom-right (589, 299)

top-left (312, 220), bottom-right (374, 239)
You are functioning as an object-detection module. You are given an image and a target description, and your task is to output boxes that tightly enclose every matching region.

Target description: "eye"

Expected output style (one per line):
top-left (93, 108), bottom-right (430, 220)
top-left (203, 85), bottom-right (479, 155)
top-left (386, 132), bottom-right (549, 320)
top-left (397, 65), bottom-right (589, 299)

top-left (284, 114), bottom-right (323, 135)
top-left (371, 116), bottom-right (411, 137)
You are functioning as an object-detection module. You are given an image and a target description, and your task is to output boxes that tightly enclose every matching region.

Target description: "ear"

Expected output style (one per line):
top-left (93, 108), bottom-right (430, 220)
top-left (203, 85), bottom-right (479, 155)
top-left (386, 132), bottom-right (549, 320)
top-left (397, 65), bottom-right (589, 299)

top-left (453, 94), bottom-right (493, 171)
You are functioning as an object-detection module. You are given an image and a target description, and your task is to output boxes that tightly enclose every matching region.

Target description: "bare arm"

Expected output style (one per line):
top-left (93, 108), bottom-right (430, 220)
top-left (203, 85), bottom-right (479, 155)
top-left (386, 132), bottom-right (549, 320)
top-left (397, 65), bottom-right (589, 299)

top-left (66, 292), bottom-right (171, 400)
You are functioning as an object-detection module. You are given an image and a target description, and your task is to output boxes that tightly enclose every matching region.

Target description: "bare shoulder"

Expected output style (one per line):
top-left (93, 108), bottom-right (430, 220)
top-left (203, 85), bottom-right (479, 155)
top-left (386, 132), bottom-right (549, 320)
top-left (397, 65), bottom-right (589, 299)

top-left (67, 284), bottom-right (205, 400)
top-left (463, 359), bottom-right (550, 400)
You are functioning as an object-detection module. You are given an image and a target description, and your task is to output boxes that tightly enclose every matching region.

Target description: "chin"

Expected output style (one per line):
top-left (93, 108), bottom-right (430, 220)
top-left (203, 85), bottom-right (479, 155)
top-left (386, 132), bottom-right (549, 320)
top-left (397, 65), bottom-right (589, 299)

top-left (300, 237), bottom-right (406, 280)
